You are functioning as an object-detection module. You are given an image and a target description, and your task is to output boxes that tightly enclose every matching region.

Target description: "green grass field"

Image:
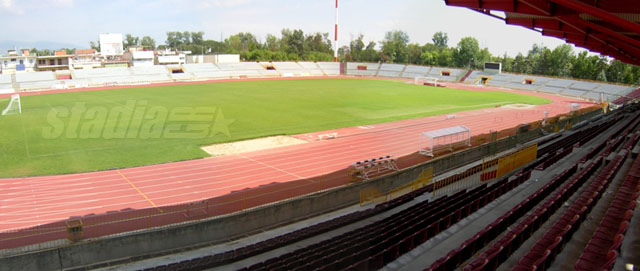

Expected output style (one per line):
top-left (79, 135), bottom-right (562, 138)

top-left (0, 78), bottom-right (551, 177)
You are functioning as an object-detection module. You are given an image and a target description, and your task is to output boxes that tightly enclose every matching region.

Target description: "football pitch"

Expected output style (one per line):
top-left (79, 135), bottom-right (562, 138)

top-left (0, 78), bottom-right (550, 177)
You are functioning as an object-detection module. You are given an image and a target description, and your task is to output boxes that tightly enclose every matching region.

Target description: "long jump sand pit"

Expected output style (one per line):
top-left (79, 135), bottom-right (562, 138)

top-left (501, 103), bottom-right (537, 109)
top-left (202, 135), bottom-right (309, 156)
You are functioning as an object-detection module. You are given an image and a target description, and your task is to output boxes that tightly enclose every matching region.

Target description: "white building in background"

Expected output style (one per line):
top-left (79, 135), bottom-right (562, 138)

top-left (0, 49), bottom-right (37, 74)
top-left (157, 53), bottom-right (185, 65)
top-left (131, 51), bottom-right (155, 67)
top-left (99, 33), bottom-right (124, 57)
top-left (73, 49), bottom-right (101, 69)
top-left (186, 54), bottom-right (240, 64)
top-left (215, 54), bottom-right (240, 63)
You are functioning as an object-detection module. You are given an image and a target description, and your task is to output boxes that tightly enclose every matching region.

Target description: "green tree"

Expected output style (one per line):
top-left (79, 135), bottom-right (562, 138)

top-left (140, 36), bottom-right (156, 50)
top-left (606, 60), bottom-right (631, 83)
top-left (202, 40), bottom-right (227, 54)
top-left (407, 43), bottom-right (424, 64)
top-left (432, 31), bottom-right (448, 48)
top-left (381, 30), bottom-right (410, 63)
top-left (512, 53), bottom-right (529, 74)
top-left (124, 34), bottom-right (139, 48)
top-left (226, 32), bottom-right (259, 52)
top-left (360, 41), bottom-right (380, 62)
top-left (191, 31), bottom-right (204, 45)
top-left (548, 44), bottom-right (574, 76)
top-left (436, 48), bottom-right (454, 67)
top-left (181, 31), bottom-right (191, 45)
top-left (571, 51), bottom-right (591, 79)
top-left (305, 32), bottom-right (332, 55)
top-left (349, 34), bottom-right (365, 61)
top-left (420, 51), bottom-right (435, 65)
top-left (89, 40), bottom-right (100, 51)
top-left (474, 48), bottom-right (491, 68)
top-left (166, 31), bottom-right (181, 49)
top-left (453, 37), bottom-right (480, 67)
top-left (281, 29), bottom-right (305, 56)
top-left (265, 34), bottom-right (279, 51)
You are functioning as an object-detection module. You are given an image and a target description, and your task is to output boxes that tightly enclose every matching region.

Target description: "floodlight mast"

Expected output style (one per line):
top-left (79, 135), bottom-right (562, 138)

top-left (334, 0), bottom-right (339, 62)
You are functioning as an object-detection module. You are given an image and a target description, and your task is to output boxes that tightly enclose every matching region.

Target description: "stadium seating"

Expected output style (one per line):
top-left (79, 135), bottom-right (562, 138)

top-left (12, 71), bottom-right (60, 91)
top-left (426, 67), bottom-right (466, 82)
top-left (0, 84), bottom-right (13, 93)
top-left (15, 71), bottom-right (56, 82)
top-left (72, 67), bottom-right (132, 79)
top-left (243, 177), bottom-right (528, 271)
top-left (315, 62), bottom-right (340, 75)
top-left (513, 153), bottom-right (628, 271)
top-left (0, 74), bottom-right (12, 84)
top-left (140, 180), bottom-right (438, 271)
top-left (131, 65), bottom-right (170, 76)
top-left (613, 87), bottom-right (640, 104)
top-left (465, 156), bottom-right (605, 271)
top-left (297, 62), bottom-right (326, 76)
top-left (574, 155), bottom-right (639, 270)
top-left (346, 62), bottom-right (379, 77)
top-left (270, 62), bottom-right (309, 77)
top-left (7, 61), bottom-right (639, 104)
top-left (180, 64), bottom-right (228, 79)
top-left (461, 70), bottom-right (636, 102)
top-left (428, 112), bottom-right (635, 271)
top-left (0, 73), bottom-right (13, 92)
top-left (508, 114), bottom-right (638, 271)
top-left (400, 65), bottom-right (430, 79)
top-left (377, 64), bottom-right (405, 78)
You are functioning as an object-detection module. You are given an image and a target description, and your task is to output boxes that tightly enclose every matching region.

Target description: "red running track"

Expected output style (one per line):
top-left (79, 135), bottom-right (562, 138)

top-left (0, 79), bottom-right (596, 250)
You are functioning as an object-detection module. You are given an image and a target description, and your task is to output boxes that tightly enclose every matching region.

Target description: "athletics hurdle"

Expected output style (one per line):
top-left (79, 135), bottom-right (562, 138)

top-left (348, 155), bottom-right (399, 181)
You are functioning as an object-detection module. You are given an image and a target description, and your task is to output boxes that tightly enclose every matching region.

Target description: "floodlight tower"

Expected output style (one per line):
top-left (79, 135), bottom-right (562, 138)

top-left (334, 0), bottom-right (339, 62)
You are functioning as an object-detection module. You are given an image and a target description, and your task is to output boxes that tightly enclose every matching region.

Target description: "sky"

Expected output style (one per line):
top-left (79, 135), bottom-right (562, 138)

top-left (0, 0), bottom-right (585, 57)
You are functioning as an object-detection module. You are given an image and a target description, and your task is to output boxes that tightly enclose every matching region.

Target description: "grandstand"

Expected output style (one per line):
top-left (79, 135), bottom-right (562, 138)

top-left (0, 74), bottom-right (14, 93)
top-left (3, 62), bottom-right (637, 105)
top-left (463, 70), bottom-right (636, 102)
top-left (346, 62), bottom-right (379, 77)
top-left (298, 62), bottom-right (327, 76)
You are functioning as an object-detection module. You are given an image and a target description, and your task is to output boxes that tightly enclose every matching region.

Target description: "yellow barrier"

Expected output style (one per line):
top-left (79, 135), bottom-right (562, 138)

top-left (359, 167), bottom-right (434, 205)
top-left (497, 144), bottom-right (537, 177)
top-left (359, 144), bottom-right (537, 205)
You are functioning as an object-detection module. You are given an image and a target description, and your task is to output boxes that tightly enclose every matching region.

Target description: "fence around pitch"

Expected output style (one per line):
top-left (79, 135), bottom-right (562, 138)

top-left (0, 105), bottom-right (604, 253)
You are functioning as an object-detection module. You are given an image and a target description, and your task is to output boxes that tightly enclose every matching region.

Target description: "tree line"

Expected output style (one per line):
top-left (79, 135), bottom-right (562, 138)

top-left (343, 30), bottom-right (640, 85)
top-left (24, 28), bottom-right (640, 85)
top-left (162, 29), bottom-right (640, 85)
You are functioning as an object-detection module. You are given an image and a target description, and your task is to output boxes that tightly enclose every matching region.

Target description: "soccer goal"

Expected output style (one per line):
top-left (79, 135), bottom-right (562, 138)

top-left (414, 76), bottom-right (439, 86)
top-left (2, 94), bottom-right (22, 115)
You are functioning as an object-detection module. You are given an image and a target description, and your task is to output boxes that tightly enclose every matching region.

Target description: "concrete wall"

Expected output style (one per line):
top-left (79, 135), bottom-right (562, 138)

top-left (0, 128), bottom-right (551, 271)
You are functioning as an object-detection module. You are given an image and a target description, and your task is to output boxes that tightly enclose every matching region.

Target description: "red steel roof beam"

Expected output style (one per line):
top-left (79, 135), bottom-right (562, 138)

top-left (560, 15), bottom-right (640, 48)
top-left (549, 0), bottom-right (640, 36)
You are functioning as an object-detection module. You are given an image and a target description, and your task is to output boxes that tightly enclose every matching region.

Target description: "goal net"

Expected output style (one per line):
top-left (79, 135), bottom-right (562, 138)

top-left (414, 76), bottom-right (439, 86)
top-left (2, 94), bottom-right (22, 115)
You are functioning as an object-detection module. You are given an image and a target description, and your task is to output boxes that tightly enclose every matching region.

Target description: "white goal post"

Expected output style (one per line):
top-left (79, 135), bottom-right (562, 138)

top-left (414, 76), bottom-right (439, 86)
top-left (2, 94), bottom-right (22, 115)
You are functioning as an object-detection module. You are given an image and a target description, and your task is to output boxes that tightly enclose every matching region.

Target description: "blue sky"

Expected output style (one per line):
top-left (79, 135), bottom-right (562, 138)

top-left (0, 0), bottom-right (581, 56)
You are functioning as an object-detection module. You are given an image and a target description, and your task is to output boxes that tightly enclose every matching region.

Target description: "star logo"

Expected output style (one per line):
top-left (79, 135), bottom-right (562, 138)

top-left (210, 108), bottom-right (234, 137)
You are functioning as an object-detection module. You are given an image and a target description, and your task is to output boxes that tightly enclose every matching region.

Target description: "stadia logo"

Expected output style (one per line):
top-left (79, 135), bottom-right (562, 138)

top-left (42, 100), bottom-right (234, 139)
